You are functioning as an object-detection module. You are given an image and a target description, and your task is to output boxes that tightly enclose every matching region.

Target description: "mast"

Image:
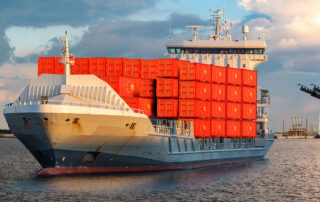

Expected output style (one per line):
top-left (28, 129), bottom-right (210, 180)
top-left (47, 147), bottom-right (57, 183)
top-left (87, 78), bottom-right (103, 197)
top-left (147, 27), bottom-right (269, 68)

top-left (60, 31), bottom-right (74, 76)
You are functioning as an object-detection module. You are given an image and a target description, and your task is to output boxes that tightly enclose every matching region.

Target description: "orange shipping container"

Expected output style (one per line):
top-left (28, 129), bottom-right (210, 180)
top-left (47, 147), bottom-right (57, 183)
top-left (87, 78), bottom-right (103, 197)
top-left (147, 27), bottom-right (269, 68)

top-left (179, 119), bottom-right (211, 138)
top-left (211, 101), bottom-right (226, 119)
top-left (89, 57), bottom-right (106, 78)
top-left (139, 79), bottom-right (156, 97)
top-left (157, 99), bottom-right (178, 117)
top-left (156, 78), bottom-right (179, 98)
top-left (106, 58), bottom-right (123, 76)
top-left (226, 120), bottom-right (241, 138)
top-left (123, 97), bottom-right (155, 117)
top-left (104, 76), bottom-right (140, 97)
top-left (242, 69), bottom-right (257, 87)
top-left (54, 57), bottom-right (65, 74)
top-left (179, 81), bottom-right (211, 100)
top-left (140, 59), bottom-right (158, 79)
top-left (242, 121), bottom-right (256, 138)
top-left (242, 86), bottom-right (257, 103)
top-left (226, 102), bottom-right (242, 120)
top-left (242, 103), bottom-right (257, 120)
top-left (72, 58), bottom-right (89, 75)
top-left (212, 65), bottom-right (226, 84)
top-left (194, 119), bottom-right (211, 138)
top-left (123, 58), bottom-right (140, 78)
top-left (227, 67), bottom-right (242, 85)
top-left (180, 62), bottom-right (211, 81)
top-left (212, 84), bottom-right (226, 101)
top-left (158, 59), bottom-right (179, 78)
top-left (211, 119), bottom-right (226, 137)
top-left (179, 100), bottom-right (211, 118)
top-left (38, 57), bottom-right (55, 76)
top-left (227, 85), bottom-right (242, 102)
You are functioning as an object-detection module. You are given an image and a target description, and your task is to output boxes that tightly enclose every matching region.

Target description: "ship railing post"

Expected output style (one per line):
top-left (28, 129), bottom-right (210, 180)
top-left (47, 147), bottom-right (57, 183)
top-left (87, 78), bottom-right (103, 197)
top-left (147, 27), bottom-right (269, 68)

top-left (189, 120), bottom-right (195, 137)
top-left (172, 120), bottom-right (177, 136)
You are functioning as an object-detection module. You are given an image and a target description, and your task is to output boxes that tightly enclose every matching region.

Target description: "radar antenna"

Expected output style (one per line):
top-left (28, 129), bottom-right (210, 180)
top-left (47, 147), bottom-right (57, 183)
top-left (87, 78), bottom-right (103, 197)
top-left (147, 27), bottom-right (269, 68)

top-left (60, 31), bottom-right (74, 76)
top-left (185, 25), bottom-right (205, 41)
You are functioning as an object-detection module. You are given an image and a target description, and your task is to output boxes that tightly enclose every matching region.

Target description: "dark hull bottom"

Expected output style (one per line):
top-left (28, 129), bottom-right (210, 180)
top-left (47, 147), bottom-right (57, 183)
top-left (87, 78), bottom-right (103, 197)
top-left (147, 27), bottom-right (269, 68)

top-left (39, 157), bottom-right (263, 176)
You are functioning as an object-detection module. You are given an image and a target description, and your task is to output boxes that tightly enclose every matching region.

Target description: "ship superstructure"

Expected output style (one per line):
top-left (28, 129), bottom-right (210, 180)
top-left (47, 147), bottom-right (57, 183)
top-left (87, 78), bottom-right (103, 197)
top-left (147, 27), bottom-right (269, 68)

top-left (166, 9), bottom-right (267, 70)
top-left (3, 10), bottom-right (274, 175)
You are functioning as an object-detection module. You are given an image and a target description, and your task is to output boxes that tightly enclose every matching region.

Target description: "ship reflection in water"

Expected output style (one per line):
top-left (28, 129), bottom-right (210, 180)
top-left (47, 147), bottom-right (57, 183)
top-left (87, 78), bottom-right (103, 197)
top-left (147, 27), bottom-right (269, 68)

top-left (40, 161), bottom-right (265, 193)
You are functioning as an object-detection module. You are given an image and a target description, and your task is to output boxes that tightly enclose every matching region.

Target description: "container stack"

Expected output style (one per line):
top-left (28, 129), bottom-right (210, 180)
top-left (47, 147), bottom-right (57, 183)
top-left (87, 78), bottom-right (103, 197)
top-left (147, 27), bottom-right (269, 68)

top-left (179, 63), bottom-right (212, 138)
top-left (37, 57), bottom-right (257, 138)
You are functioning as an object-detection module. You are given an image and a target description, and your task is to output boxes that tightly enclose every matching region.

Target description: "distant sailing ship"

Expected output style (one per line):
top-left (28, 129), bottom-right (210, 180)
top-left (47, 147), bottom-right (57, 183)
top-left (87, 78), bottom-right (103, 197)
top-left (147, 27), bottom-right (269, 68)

top-left (3, 9), bottom-right (274, 175)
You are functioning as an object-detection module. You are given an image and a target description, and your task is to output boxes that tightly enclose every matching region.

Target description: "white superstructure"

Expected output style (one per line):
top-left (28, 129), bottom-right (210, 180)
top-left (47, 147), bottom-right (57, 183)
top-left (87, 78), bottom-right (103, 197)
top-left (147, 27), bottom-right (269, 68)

top-left (166, 9), bottom-right (267, 70)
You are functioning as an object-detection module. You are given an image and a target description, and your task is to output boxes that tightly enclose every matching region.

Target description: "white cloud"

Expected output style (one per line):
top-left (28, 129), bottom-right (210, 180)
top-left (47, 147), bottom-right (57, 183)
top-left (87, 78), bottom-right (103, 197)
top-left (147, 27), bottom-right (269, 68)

top-left (238, 0), bottom-right (320, 51)
top-left (0, 63), bottom-right (37, 80)
top-left (303, 100), bottom-right (320, 113)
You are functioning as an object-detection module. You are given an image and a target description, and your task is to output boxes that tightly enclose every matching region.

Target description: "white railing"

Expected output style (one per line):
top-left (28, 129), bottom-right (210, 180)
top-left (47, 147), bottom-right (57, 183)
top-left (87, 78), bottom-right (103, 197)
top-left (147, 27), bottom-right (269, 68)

top-left (153, 124), bottom-right (190, 136)
top-left (4, 100), bottom-right (144, 114)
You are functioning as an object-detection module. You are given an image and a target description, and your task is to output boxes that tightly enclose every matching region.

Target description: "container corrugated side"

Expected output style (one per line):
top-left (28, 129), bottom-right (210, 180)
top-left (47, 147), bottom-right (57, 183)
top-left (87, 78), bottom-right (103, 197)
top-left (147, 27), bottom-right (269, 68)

top-left (242, 121), bottom-right (256, 138)
top-left (156, 78), bottom-right (179, 98)
top-left (157, 99), bottom-right (178, 117)
top-left (211, 119), bottom-right (226, 137)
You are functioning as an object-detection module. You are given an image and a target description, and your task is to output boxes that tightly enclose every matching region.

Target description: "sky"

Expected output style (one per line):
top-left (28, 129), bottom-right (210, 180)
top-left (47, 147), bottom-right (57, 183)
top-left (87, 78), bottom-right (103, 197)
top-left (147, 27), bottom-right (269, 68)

top-left (1, 0), bottom-right (320, 132)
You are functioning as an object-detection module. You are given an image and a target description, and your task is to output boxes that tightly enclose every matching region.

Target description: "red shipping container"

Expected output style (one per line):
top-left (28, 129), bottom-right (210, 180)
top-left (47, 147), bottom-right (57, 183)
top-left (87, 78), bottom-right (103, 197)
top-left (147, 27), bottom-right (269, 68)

top-left (104, 76), bottom-right (120, 92)
top-left (180, 62), bottom-right (211, 81)
top-left (179, 81), bottom-right (211, 100)
top-left (156, 78), bottom-right (179, 98)
top-left (226, 120), bottom-right (241, 138)
top-left (194, 119), bottom-right (211, 138)
top-left (72, 58), bottom-right (89, 75)
top-left (227, 68), bottom-right (242, 85)
top-left (242, 103), bottom-right (257, 120)
top-left (227, 85), bottom-right (242, 102)
top-left (179, 119), bottom-right (211, 138)
top-left (179, 100), bottom-right (211, 118)
top-left (104, 76), bottom-right (140, 97)
top-left (195, 63), bottom-right (211, 81)
top-left (226, 102), bottom-right (242, 120)
top-left (211, 119), bottom-right (226, 137)
top-left (89, 57), bottom-right (106, 78)
top-left (54, 57), bottom-right (65, 74)
top-left (211, 101), bottom-right (226, 119)
top-left (123, 97), bottom-right (155, 117)
top-left (212, 65), bottom-right (226, 84)
top-left (140, 59), bottom-right (158, 79)
top-left (123, 58), bottom-right (140, 78)
top-left (242, 121), bottom-right (256, 138)
top-left (38, 57), bottom-right (56, 75)
top-left (242, 69), bottom-right (257, 87)
top-left (242, 86), bottom-right (257, 103)
top-left (157, 99), bottom-right (178, 118)
top-left (106, 58), bottom-right (123, 76)
top-left (212, 84), bottom-right (226, 101)
top-left (179, 61), bottom-right (194, 80)
top-left (139, 79), bottom-right (156, 97)
top-left (158, 59), bottom-right (179, 78)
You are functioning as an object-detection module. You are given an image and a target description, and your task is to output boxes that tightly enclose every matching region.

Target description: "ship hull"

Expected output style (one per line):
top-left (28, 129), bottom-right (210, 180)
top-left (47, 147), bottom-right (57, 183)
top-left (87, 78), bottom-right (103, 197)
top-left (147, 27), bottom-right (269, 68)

top-left (4, 106), bottom-right (274, 176)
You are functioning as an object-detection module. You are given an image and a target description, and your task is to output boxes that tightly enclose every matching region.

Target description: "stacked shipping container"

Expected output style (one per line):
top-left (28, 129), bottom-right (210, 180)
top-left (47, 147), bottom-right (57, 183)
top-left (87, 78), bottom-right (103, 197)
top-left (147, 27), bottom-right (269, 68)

top-left (37, 57), bottom-right (257, 138)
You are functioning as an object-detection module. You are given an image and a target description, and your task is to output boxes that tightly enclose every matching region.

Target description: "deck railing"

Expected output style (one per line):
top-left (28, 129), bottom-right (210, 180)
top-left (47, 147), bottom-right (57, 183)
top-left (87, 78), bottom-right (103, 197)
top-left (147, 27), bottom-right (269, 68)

top-left (4, 100), bottom-right (144, 114)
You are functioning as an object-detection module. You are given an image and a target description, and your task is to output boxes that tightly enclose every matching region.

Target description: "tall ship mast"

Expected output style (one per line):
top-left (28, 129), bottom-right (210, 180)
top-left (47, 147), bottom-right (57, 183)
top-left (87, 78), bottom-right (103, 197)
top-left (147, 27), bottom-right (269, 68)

top-left (3, 9), bottom-right (274, 176)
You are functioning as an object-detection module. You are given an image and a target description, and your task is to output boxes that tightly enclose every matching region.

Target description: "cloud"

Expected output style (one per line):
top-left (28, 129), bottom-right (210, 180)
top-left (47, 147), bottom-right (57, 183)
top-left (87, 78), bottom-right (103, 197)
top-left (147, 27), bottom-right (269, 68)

top-left (303, 100), bottom-right (320, 113)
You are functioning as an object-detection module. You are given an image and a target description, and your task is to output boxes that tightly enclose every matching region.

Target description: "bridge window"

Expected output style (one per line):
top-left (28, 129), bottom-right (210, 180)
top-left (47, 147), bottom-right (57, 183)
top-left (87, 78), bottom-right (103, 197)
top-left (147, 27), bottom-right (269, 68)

top-left (167, 47), bottom-right (265, 55)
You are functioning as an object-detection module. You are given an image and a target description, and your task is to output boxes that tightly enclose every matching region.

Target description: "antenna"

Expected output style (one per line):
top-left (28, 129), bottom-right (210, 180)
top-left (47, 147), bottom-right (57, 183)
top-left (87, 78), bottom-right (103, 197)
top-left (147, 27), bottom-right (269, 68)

top-left (60, 31), bottom-right (74, 76)
top-left (185, 25), bottom-right (205, 40)
top-left (209, 8), bottom-right (225, 40)
top-left (169, 17), bottom-right (172, 40)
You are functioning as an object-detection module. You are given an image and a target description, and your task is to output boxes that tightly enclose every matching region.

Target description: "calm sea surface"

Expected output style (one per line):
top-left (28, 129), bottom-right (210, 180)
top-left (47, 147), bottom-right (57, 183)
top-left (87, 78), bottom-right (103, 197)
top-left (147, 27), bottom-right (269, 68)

top-left (1, 138), bottom-right (320, 201)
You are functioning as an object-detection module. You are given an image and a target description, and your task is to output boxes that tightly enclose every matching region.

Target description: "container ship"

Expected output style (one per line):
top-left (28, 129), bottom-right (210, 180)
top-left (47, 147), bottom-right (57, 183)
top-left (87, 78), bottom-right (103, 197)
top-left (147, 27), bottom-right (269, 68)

top-left (3, 10), bottom-right (274, 176)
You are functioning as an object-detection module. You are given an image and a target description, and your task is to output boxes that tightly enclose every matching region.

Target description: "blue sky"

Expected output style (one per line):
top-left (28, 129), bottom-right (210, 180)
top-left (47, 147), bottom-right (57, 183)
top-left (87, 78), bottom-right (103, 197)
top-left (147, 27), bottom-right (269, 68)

top-left (1, 0), bottom-right (320, 132)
